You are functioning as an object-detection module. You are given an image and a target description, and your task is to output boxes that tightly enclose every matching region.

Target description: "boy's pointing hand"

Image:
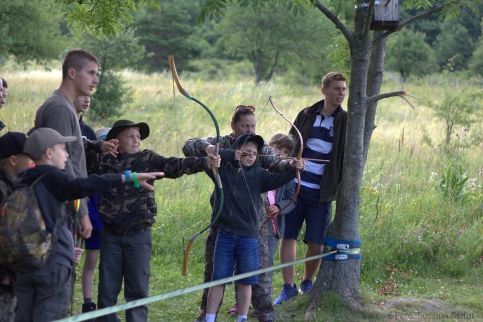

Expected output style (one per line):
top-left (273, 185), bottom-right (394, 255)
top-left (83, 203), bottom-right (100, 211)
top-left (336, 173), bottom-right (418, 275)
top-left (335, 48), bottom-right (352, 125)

top-left (136, 172), bottom-right (164, 191)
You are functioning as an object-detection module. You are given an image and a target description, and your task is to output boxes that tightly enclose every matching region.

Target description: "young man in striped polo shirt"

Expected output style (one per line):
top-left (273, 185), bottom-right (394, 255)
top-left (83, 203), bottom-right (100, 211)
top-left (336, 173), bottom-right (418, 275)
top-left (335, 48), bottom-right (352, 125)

top-left (274, 72), bottom-right (347, 305)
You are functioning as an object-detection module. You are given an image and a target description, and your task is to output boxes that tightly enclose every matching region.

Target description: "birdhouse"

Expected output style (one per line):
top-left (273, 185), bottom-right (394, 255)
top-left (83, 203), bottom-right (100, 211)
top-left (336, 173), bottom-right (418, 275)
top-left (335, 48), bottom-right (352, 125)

top-left (370, 0), bottom-right (399, 30)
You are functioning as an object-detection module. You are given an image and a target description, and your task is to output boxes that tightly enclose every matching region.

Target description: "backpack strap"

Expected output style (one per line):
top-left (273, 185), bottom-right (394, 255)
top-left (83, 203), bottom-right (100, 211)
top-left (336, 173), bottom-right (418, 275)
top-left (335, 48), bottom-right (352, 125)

top-left (31, 173), bottom-right (47, 187)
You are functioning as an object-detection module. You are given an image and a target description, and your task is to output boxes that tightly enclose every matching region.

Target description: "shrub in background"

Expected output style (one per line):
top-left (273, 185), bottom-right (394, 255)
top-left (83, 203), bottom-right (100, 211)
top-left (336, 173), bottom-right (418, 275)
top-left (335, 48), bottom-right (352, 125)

top-left (90, 71), bottom-right (132, 122)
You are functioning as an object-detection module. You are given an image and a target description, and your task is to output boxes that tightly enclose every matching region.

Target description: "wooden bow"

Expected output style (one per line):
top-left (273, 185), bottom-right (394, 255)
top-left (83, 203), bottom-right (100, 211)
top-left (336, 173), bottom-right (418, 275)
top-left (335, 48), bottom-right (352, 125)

top-left (168, 56), bottom-right (224, 276)
top-left (268, 96), bottom-right (304, 207)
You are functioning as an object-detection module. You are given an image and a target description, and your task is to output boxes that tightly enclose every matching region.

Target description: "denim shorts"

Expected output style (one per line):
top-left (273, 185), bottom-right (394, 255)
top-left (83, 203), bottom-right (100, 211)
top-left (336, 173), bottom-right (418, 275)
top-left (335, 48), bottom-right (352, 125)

top-left (84, 229), bottom-right (101, 250)
top-left (212, 230), bottom-right (259, 285)
top-left (283, 186), bottom-right (332, 244)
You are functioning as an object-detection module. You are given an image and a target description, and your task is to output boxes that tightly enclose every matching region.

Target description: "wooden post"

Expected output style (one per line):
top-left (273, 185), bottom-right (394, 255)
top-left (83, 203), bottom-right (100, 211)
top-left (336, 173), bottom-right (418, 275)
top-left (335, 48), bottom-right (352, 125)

top-left (371, 0), bottom-right (399, 30)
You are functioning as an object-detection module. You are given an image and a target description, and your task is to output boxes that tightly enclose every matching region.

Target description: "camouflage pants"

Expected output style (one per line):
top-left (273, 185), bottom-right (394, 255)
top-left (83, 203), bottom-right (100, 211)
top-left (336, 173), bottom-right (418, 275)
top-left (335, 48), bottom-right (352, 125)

top-left (199, 222), bottom-right (276, 322)
top-left (252, 220), bottom-right (277, 322)
top-left (200, 226), bottom-right (220, 313)
top-left (0, 286), bottom-right (16, 322)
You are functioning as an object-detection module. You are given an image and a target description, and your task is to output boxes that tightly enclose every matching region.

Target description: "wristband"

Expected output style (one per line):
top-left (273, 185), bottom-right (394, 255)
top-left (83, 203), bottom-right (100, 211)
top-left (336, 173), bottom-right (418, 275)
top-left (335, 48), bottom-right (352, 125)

top-left (132, 172), bottom-right (141, 189)
top-left (124, 170), bottom-right (132, 182)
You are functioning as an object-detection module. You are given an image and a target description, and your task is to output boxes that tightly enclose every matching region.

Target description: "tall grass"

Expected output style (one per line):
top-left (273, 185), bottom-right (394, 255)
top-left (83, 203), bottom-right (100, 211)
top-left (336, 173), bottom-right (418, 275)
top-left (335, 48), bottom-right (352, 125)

top-left (1, 70), bottom-right (481, 320)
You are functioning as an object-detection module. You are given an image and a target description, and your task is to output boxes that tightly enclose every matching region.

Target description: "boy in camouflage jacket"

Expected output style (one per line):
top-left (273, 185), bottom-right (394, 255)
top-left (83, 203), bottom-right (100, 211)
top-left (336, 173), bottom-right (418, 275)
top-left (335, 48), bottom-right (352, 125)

top-left (85, 119), bottom-right (219, 322)
top-left (0, 132), bottom-right (33, 322)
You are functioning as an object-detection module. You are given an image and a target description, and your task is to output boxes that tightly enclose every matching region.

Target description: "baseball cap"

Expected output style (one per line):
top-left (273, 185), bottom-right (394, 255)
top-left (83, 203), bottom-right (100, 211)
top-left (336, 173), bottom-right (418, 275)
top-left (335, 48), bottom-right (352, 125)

top-left (0, 132), bottom-right (28, 159)
top-left (24, 128), bottom-right (76, 160)
top-left (232, 133), bottom-right (265, 152)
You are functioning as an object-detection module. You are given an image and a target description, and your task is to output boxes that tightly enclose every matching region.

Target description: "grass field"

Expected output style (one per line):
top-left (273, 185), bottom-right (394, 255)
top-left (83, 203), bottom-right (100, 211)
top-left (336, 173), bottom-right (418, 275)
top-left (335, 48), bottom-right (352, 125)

top-left (1, 69), bottom-right (481, 321)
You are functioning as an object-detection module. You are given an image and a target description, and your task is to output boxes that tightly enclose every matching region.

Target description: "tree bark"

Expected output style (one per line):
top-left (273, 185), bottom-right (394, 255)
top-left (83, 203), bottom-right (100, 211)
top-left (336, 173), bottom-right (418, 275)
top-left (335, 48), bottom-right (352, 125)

top-left (306, 2), bottom-right (372, 317)
top-left (252, 49), bottom-right (264, 84)
top-left (363, 31), bottom-right (387, 162)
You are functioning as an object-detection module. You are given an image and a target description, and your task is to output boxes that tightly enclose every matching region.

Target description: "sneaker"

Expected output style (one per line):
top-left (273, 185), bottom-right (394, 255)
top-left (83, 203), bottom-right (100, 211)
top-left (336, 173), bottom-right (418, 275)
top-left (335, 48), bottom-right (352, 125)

top-left (82, 302), bottom-right (96, 313)
top-left (273, 283), bottom-right (298, 305)
top-left (300, 279), bottom-right (313, 294)
top-left (228, 302), bottom-right (239, 316)
top-left (194, 312), bottom-right (206, 322)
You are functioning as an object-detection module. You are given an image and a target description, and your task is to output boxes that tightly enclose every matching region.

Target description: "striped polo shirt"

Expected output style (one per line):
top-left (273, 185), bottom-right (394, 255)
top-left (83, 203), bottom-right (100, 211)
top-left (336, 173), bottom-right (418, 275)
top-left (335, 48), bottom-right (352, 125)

top-left (297, 106), bottom-right (339, 190)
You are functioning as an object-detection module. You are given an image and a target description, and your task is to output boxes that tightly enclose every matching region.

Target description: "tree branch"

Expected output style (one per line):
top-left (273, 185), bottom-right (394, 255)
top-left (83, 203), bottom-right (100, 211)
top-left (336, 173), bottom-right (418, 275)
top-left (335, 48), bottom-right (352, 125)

top-left (314, 0), bottom-right (353, 44)
top-left (363, 0), bottom-right (376, 35)
top-left (373, 2), bottom-right (449, 43)
top-left (368, 91), bottom-right (419, 110)
top-left (367, 90), bottom-right (407, 103)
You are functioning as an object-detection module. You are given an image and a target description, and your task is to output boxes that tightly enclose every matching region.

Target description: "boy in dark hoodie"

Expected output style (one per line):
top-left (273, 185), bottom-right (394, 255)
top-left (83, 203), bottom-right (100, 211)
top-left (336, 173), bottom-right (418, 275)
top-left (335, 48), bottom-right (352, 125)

top-left (204, 134), bottom-right (303, 322)
top-left (14, 127), bottom-right (163, 322)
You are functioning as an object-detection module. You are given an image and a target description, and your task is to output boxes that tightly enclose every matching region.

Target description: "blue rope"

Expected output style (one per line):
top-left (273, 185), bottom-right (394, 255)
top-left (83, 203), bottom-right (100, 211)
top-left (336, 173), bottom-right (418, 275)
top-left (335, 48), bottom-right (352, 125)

top-left (323, 236), bottom-right (362, 261)
top-left (54, 251), bottom-right (338, 322)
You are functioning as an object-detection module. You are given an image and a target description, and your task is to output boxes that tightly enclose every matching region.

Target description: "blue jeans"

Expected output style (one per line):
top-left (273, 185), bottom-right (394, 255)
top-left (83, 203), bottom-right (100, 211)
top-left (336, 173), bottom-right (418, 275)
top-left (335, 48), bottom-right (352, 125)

top-left (212, 230), bottom-right (259, 285)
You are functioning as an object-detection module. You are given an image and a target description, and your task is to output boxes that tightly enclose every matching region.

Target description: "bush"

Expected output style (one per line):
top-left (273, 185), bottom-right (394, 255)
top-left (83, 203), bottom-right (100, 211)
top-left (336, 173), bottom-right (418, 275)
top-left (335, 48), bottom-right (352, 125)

top-left (385, 29), bottom-right (438, 81)
top-left (88, 71), bottom-right (132, 122)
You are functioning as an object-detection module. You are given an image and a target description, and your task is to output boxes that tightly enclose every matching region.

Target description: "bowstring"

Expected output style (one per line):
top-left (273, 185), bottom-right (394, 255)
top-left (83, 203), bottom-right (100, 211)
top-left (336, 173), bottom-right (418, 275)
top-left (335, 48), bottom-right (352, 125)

top-left (171, 71), bottom-right (186, 239)
top-left (219, 98), bottom-right (272, 235)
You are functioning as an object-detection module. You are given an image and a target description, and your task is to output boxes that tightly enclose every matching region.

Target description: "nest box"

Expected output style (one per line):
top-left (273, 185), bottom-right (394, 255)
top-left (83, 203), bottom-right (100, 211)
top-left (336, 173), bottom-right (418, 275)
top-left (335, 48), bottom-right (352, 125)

top-left (370, 0), bottom-right (399, 30)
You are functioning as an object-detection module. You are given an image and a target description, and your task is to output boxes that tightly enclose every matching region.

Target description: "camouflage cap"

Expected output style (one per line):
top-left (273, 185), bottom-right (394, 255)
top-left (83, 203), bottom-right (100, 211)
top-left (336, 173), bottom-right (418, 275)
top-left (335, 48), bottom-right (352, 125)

top-left (24, 127), bottom-right (76, 160)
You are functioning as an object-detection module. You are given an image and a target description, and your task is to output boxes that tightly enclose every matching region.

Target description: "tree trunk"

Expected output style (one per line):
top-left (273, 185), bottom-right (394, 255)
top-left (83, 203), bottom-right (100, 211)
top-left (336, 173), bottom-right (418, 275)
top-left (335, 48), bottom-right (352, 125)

top-left (363, 31), bottom-right (386, 162)
top-left (253, 49), bottom-right (264, 84)
top-left (445, 120), bottom-right (453, 149)
top-left (306, 3), bottom-right (372, 318)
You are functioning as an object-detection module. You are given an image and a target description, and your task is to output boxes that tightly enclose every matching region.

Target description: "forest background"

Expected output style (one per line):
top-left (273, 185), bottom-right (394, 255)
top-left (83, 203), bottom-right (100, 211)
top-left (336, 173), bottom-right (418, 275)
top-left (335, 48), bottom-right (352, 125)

top-left (1, 0), bottom-right (482, 321)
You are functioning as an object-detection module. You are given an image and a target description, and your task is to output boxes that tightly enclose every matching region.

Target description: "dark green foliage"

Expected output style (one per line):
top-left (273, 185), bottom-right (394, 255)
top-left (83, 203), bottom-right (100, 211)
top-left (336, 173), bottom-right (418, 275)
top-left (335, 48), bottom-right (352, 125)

top-left (57, 0), bottom-right (158, 36)
top-left (400, 1), bottom-right (481, 71)
top-left (89, 70), bottom-right (132, 122)
top-left (434, 22), bottom-right (476, 71)
top-left (326, 34), bottom-right (351, 78)
top-left (0, 0), bottom-right (67, 64)
top-left (198, 0), bottom-right (313, 20)
top-left (385, 29), bottom-right (438, 80)
top-left (216, 2), bottom-right (337, 83)
top-left (468, 37), bottom-right (483, 76)
top-left (79, 29), bottom-right (143, 121)
top-left (80, 29), bottom-right (144, 71)
top-left (134, 1), bottom-right (201, 72)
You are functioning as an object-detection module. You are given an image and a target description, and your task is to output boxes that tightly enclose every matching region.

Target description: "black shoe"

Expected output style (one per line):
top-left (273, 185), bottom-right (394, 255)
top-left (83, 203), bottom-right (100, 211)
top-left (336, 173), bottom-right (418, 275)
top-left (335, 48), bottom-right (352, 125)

top-left (82, 302), bottom-right (97, 313)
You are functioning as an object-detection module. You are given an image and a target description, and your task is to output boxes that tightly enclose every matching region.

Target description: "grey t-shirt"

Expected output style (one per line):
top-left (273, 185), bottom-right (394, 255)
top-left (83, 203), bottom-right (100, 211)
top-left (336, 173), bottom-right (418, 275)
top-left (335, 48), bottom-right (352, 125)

top-left (35, 90), bottom-right (89, 216)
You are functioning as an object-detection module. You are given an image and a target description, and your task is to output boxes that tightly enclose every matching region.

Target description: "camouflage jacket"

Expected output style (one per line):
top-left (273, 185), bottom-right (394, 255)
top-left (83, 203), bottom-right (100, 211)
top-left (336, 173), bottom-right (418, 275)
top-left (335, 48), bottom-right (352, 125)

top-left (182, 134), bottom-right (286, 171)
top-left (85, 148), bottom-right (208, 235)
top-left (0, 168), bottom-right (15, 283)
top-left (0, 168), bottom-right (15, 206)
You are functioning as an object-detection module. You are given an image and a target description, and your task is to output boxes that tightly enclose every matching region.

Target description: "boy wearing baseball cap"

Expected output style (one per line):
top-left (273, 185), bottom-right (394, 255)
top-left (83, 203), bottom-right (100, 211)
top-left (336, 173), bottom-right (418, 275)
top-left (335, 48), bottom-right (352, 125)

top-left (0, 131), bottom-right (33, 322)
top-left (14, 128), bottom-right (163, 322)
top-left (204, 134), bottom-right (303, 322)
